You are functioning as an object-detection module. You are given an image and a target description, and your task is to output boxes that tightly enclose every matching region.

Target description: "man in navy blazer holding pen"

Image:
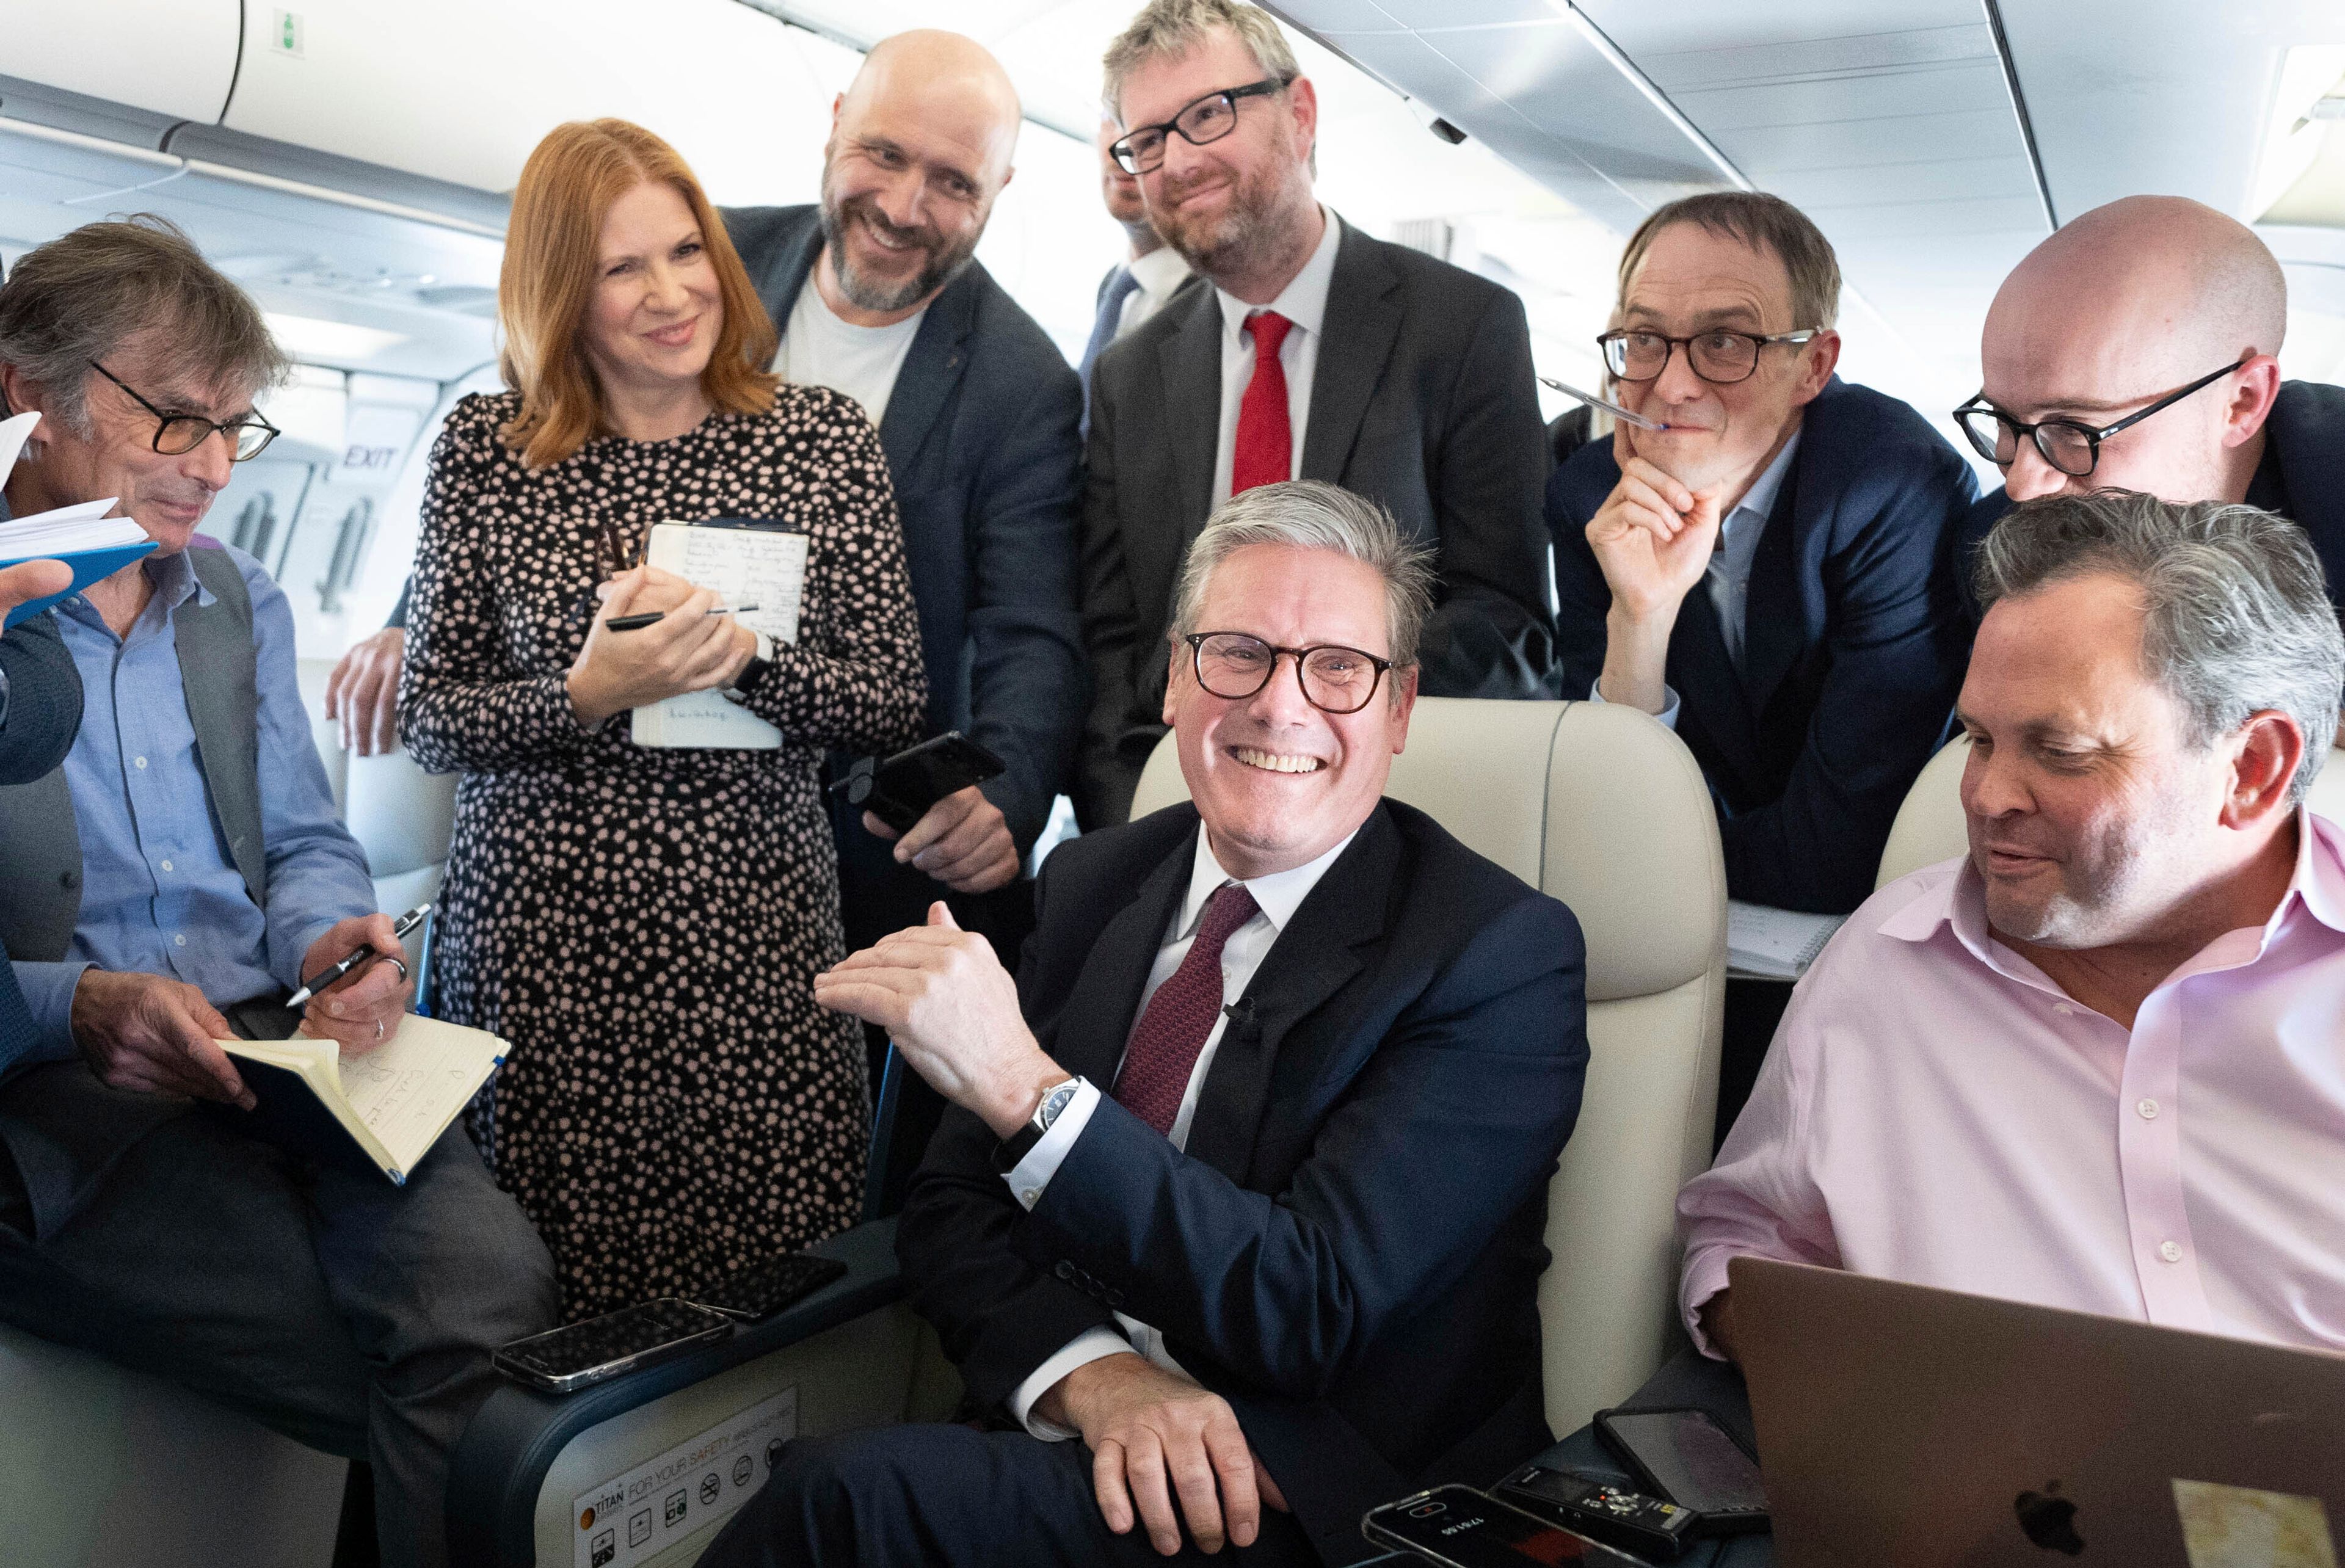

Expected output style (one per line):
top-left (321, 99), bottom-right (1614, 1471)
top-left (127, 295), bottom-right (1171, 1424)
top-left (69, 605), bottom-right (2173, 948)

top-left (705, 482), bottom-right (1589, 1568)
top-left (1549, 192), bottom-right (1976, 918)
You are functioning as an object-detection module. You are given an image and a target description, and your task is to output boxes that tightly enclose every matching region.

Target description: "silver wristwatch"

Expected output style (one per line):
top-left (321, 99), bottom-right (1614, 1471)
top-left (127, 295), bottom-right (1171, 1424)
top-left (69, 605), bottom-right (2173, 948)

top-left (995, 1076), bottom-right (1083, 1170)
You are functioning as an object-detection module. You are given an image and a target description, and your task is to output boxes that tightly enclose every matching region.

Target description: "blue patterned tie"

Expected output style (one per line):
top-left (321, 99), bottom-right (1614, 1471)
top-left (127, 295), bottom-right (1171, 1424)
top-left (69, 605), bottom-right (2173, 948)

top-left (1079, 266), bottom-right (1144, 412)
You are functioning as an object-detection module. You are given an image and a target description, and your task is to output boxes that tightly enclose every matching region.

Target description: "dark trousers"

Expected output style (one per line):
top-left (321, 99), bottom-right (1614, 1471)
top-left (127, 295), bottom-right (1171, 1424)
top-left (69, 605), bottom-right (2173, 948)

top-left (0, 1075), bottom-right (558, 1568)
top-left (1715, 979), bottom-right (1795, 1151)
top-left (701, 1421), bottom-right (1320, 1568)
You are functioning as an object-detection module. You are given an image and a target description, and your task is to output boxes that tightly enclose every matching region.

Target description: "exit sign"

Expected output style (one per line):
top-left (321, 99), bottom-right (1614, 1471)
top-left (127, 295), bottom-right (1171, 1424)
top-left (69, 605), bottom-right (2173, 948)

top-left (271, 10), bottom-right (304, 58)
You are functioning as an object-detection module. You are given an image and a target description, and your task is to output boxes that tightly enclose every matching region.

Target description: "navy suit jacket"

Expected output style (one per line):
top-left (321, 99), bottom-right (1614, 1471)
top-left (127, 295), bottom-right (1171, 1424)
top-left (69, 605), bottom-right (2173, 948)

top-left (1958, 379), bottom-right (2345, 625)
top-left (723, 205), bottom-right (1088, 942)
top-left (1075, 219), bottom-right (1558, 829)
top-left (0, 612), bottom-right (82, 1086)
top-left (1550, 377), bottom-right (1977, 913)
top-left (896, 799), bottom-right (1588, 1565)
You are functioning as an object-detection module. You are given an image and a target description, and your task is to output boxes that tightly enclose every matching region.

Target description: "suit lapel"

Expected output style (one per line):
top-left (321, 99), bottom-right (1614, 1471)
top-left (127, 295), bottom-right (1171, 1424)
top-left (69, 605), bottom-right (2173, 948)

top-left (751, 211), bottom-right (825, 351)
top-left (1158, 288), bottom-right (1223, 556)
top-left (877, 273), bottom-right (976, 478)
top-left (1299, 222), bottom-right (1402, 487)
top-left (1182, 808), bottom-right (1397, 1184)
top-left (1051, 822), bottom-right (1196, 1088)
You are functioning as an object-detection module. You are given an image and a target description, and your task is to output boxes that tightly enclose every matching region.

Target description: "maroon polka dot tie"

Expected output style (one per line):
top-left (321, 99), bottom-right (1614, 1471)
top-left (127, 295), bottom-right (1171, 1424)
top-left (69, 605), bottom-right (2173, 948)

top-left (1113, 882), bottom-right (1261, 1137)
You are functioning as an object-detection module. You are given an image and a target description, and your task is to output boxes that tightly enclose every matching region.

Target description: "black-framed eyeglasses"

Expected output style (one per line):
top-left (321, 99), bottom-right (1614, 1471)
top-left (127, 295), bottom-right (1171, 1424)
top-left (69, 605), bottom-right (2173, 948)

top-left (1184, 631), bottom-right (1394, 714)
top-left (1598, 328), bottom-right (1822, 387)
top-left (90, 361), bottom-right (280, 462)
top-left (1111, 77), bottom-right (1292, 175)
top-left (1951, 358), bottom-right (2247, 479)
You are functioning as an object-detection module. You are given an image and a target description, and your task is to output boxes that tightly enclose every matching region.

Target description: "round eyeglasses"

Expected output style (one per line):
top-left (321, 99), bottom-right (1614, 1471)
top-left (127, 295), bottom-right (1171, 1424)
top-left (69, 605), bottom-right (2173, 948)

top-left (1110, 78), bottom-right (1291, 175)
top-left (1951, 358), bottom-right (2247, 479)
top-left (1184, 631), bottom-right (1394, 715)
top-left (1598, 327), bottom-right (1822, 387)
top-left (91, 361), bottom-right (280, 462)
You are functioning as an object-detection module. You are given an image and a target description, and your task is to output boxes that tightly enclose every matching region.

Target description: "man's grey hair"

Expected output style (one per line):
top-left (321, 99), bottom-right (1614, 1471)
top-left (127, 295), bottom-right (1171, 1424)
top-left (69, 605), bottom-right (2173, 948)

top-left (1103, 0), bottom-right (1300, 123)
top-left (0, 215), bottom-right (286, 435)
top-left (1171, 481), bottom-right (1436, 673)
top-left (1974, 490), bottom-right (2345, 804)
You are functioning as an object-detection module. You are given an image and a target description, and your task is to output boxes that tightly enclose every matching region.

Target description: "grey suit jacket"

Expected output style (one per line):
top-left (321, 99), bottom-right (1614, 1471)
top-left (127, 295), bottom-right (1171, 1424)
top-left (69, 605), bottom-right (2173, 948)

top-left (1074, 218), bottom-right (1557, 828)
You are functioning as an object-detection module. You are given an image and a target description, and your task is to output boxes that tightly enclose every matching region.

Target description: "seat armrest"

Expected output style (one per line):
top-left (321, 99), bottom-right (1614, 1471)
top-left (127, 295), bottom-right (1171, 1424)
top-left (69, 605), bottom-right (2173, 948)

top-left (446, 1218), bottom-right (907, 1567)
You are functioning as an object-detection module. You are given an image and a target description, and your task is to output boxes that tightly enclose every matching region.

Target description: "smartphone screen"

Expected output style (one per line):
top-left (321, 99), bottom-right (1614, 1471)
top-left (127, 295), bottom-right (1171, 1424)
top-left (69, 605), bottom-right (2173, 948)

top-left (691, 1252), bottom-right (848, 1321)
top-left (1602, 1410), bottom-right (1767, 1513)
top-left (496, 1299), bottom-right (730, 1386)
top-left (1366, 1488), bottom-right (1642, 1567)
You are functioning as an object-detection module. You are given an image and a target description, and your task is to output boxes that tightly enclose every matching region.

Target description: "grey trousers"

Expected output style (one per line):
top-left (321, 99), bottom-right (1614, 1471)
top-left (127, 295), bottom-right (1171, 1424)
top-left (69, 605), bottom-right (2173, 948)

top-left (0, 1087), bottom-right (558, 1568)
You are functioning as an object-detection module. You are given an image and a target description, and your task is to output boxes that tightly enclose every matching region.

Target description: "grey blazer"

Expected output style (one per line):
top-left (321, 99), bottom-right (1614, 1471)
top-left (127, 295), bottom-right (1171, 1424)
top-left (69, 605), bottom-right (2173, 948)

top-left (1074, 217), bottom-right (1557, 829)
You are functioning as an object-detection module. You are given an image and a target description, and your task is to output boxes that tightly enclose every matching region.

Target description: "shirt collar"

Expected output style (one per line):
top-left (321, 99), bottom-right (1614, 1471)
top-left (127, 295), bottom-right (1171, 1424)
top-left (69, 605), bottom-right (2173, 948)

top-left (150, 545), bottom-right (208, 609)
top-left (1726, 430), bottom-right (1800, 530)
top-left (1880, 806), bottom-right (2345, 970)
top-left (1129, 244), bottom-right (1191, 298)
top-left (1178, 821), bottom-right (1360, 941)
top-left (1216, 206), bottom-right (1342, 348)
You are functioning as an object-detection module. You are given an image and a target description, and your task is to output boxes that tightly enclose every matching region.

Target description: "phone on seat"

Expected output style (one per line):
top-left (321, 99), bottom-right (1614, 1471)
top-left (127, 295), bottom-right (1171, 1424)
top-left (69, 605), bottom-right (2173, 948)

top-left (1361, 1484), bottom-right (1648, 1566)
top-left (492, 1299), bottom-right (734, 1394)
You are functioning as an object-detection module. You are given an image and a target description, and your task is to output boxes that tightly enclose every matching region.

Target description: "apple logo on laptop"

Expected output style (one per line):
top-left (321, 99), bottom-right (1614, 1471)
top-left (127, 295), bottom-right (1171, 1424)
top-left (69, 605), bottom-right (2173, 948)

top-left (2015, 1481), bottom-right (2085, 1555)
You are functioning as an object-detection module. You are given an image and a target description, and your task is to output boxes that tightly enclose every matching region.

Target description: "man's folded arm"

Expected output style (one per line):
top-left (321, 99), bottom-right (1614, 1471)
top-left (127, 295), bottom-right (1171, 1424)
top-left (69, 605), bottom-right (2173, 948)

top-left (1019, 895), bottom-right (1588, 1400)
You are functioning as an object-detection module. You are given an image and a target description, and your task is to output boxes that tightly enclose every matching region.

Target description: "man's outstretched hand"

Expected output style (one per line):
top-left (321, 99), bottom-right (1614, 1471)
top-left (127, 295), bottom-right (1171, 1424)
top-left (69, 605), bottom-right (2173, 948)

top-left (1038, 1353), bottom-right (1289, 1556)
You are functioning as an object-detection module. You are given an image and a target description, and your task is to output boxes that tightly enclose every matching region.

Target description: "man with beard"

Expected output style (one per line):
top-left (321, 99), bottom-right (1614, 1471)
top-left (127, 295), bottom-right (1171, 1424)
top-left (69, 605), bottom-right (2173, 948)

top-left (1952, 195), bottom-right (2345, 625)
top-left (721, 31), bottom-right (1085, 989)
top-left (1074, 0), bottom-right (1557, 831)
top-left (1679, 490), bottom-right (2345, 1367)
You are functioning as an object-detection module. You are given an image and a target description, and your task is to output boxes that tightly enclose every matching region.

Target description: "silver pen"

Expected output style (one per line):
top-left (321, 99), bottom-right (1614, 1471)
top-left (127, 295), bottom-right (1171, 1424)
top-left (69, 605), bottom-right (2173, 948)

top-left (288, 902), bottom-right (433, 1008)
top-left (1540, 376), bottom-right (1670, 432)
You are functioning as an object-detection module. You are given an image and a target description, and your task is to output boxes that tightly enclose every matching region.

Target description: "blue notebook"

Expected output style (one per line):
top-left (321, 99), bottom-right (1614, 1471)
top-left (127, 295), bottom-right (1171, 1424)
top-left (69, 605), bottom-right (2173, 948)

top-left (1, 537), bottom-right (158, 628)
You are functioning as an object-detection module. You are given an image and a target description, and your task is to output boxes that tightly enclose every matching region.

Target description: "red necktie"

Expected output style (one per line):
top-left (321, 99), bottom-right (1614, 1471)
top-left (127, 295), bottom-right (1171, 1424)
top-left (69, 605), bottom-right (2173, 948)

top-left (1230, 311), bottom-right (1294, 494)
top-left (1113, 882), bottom-right (1260, 1137)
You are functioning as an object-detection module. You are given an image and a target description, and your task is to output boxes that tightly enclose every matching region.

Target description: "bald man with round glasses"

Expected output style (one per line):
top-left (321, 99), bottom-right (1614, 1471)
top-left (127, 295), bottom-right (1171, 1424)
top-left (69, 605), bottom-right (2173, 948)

top-left (1955, 195), bottom-right (2345, 621)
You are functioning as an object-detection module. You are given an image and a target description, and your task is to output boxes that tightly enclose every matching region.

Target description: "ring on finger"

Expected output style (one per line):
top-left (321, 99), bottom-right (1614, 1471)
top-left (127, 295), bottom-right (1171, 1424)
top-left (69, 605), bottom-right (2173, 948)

top-left (374, 1018), bottom-right (385, 1040)
top-left (387, 956), bottom-right (409, 982)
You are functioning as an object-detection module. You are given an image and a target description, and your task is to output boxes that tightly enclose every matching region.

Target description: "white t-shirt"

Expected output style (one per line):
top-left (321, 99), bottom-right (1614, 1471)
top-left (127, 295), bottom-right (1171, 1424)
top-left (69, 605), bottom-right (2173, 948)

top-left (774, 272), bottom-right (925, 430)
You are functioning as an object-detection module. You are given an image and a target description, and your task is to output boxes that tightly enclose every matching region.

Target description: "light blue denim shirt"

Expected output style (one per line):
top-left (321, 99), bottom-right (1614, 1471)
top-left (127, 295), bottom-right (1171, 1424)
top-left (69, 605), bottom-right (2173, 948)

top-left (10, 543), bottom-right (374, 1059)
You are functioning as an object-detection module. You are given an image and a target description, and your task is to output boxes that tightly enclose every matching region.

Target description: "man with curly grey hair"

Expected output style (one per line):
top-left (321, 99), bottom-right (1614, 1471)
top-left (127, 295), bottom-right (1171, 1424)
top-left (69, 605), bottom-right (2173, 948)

top-left (1681, 489), bottom-right (2345, 1368)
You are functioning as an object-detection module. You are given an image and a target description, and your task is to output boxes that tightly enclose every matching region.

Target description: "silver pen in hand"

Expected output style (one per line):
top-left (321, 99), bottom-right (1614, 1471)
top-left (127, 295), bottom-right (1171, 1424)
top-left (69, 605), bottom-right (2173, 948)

top-left (1540, 376), bottom-right (1670, 432)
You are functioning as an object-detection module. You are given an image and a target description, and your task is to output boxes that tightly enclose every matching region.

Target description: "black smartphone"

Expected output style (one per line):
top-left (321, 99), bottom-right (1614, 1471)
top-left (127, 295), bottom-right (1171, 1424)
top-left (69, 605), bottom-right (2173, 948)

top-left (687, 1250), bottom-right (848, 1323)
top-left (1593, 1407), bottom-right (1769, 1533)
top-left (833, 731), bottom-right (1007, 834)
top-left (492, 1299), bottom-right (734, 1394)
top-left (1362, 1486), bottom-right (1649, 1567)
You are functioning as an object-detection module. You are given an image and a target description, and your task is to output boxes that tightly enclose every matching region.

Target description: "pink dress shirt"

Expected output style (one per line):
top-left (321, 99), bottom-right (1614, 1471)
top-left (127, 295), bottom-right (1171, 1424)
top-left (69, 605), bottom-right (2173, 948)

top-left (1678, 810), bottom-right (2345, 1359)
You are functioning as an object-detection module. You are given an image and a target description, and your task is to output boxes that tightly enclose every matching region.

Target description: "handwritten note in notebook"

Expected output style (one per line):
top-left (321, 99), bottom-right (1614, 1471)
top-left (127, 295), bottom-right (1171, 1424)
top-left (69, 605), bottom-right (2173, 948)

top-left (1726, 900), bottom-right (1850, 982)
top-left (631, 518), bottom-right (809, 750)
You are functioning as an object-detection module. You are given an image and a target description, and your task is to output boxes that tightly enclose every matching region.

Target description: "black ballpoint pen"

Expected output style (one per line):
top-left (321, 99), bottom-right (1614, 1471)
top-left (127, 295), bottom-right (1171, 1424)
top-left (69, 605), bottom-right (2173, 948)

top-left (605, 603), bottom-right (759, 632)
top-left (287, 902), bottom-right (433, 1009)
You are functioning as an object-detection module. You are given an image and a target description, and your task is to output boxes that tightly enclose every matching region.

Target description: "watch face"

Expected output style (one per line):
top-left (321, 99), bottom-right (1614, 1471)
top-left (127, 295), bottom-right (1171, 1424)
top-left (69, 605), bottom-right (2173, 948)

top-left (1039, 1081), bottom-right (1080, 1127)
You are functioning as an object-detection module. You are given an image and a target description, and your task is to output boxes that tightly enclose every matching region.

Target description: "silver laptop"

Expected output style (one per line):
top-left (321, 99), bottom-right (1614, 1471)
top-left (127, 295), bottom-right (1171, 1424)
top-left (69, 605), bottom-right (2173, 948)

top-left (1729, 1256), bottom-right (2345, 1567)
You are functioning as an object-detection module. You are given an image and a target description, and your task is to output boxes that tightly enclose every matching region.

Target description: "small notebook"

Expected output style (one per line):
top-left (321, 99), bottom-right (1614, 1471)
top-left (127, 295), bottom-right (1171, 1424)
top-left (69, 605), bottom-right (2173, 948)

top-left (630, 517), bottom-right (808, 750)
top-left (1726, 900), bottom-right (1850, 982)
top-left (220, 1015), bottom-right (507, 1184)
top-left (0, 410), bottom-right (151, 628)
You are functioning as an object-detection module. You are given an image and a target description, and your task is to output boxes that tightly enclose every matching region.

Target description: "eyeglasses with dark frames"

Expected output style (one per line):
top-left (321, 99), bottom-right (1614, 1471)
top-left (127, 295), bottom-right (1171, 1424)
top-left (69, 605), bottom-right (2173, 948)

top-left (1951, 358), bottom-right (2249, 479)
top-left (1184, 631), bottom-right (1394, 715)
top-left (1597, 327), bottom-right (1823, 387)
top-left (1111, 78), bottom-right (1293, 175)
top-left (90, 361), bottom-right (280, 462)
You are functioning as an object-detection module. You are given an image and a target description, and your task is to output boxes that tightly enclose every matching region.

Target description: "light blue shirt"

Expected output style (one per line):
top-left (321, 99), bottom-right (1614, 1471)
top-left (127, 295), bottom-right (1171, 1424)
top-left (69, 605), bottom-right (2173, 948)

top-left (11, 544), bottom-right (374, 1059)
top-left (1594, 431), bottom-right (1801, 730)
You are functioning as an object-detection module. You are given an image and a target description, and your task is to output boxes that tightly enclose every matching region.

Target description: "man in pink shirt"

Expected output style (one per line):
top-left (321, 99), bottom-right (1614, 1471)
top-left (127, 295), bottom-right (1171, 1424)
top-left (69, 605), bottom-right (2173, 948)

top-left (1680, 488), bottom-right (2345, 1365)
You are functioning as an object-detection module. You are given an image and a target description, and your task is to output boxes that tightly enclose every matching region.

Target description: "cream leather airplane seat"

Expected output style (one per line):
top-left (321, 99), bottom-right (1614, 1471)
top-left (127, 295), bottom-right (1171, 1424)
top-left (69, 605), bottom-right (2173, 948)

top-left (1130, 696), bottom-right (1727, 1434)
top-left (296, 656), bottom-right (458, 920)
top-left (1875, 735), bottom-right (2345, 890)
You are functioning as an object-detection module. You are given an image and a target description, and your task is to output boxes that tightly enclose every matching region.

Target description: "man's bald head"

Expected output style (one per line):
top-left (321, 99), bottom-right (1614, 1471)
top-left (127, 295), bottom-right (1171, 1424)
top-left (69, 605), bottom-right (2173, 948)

top-left (820, 31), bottom-right (1022, 320)
top-left (1979, 196), bottom-right (2287, 507)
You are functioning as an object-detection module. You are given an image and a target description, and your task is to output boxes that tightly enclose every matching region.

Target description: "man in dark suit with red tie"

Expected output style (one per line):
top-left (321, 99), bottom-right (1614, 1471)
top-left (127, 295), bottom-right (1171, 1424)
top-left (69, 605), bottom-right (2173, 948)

top-left (1074, 0), bottom-right (1557, 830)
top-left (703, 481), bottom-right (1588, 1567)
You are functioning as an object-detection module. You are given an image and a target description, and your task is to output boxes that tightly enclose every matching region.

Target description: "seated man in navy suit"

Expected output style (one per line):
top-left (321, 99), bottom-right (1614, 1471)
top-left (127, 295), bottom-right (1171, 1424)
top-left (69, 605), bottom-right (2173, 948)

top-left (1549, 192), bottom-right (1976, 917)
top-left (1954, 195), bottom-right (2345, 623)
top-left (705, 481), bottom-right (1589, 1567)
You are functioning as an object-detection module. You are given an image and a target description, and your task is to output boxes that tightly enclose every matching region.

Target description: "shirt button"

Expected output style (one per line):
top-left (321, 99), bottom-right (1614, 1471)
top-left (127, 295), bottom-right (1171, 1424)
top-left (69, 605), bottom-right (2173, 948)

top-left (1020, 1188), bottom-right (1040, 1206)
top-left (2053, 1002), bottom-right (2074, 1015)
top-left (173, 934), bottom-right (186, 946)
top-left (2136, 1098), bottom-right (2159, 1120)
top-left (159, 859), bottom-right (173, 873)
top-left (2159, 1240), bottom-right (2183, 1264)
top-left (134, 756), bottom-right (148, 769)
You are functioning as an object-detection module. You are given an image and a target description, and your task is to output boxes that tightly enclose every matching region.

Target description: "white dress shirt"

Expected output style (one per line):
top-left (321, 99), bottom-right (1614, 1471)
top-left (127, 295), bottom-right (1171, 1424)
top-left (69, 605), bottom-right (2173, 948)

top-left (773, 272), bottom-right (924, 429)
top-left (1209, 206), bottom-right (1344, 506)
top-left (1000, 825), bottom-right (1359, 1437)
top-left (1591, 430), bottom-right (1800, 730)
top-left (1117, 244), bottom-right (1192, 339)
